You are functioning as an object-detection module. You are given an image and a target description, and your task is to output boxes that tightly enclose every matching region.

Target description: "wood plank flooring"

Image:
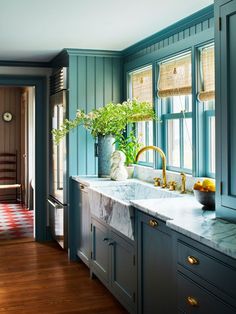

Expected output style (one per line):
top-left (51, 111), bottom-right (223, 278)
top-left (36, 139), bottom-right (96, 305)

top-left (0, 239), bottom-right (128, 313)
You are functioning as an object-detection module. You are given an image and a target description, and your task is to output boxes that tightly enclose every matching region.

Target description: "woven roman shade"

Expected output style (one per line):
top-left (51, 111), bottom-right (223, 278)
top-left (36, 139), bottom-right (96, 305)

top-left (157, 54), bottom-right (192, 98)
top-left (132, 68), bottom-right (152, 103)
top-left (198, 46), bottom-right (215, 102)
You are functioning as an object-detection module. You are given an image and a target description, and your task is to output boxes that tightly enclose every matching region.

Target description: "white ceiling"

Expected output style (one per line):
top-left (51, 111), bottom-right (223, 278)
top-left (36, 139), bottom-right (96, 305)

top-left (0, 0), bottom-right (213, 62)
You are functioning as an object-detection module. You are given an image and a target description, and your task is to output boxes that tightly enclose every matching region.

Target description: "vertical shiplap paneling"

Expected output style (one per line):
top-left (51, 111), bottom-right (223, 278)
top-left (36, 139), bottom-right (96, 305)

top-left (95, 57), bottom-right (104, 109)
top-left (94, 57), bottom-right (104, 174)
top-left (77, 56), bottom-right (87, 175)
top-left (68, 54), bottom-right (123, 176)
top-left (112, 58), bottom-right (122, 104)
top-left (104, 58), bottom-right (113, 104)
top-left (68, 55), bottom-right (79, 177)
top-left (124, 14), bottom-right (214, 65)
top-left (86, 56), bottom-right (96, 175)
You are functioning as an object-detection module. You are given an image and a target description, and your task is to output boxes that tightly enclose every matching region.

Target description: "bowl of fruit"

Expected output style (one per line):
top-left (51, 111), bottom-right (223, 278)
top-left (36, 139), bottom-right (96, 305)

top-left (193, 179), bottom-right (215, 210)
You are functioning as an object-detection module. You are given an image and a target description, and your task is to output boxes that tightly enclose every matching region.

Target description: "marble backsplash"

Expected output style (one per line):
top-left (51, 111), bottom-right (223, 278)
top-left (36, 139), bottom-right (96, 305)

top-left (133, 165), bottom-right (214, 192)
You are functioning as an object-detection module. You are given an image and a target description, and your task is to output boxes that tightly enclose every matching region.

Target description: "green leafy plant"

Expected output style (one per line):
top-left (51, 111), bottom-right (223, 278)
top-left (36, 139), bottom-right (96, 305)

top-left (114, 130), bottom-right (143, 166)
top-left (52, 99), bottom-right (157, 144)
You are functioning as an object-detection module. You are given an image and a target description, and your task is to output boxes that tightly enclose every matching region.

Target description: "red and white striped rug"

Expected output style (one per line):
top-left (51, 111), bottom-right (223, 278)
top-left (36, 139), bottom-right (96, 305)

top-left (0, 203), bottom-right (34, 240)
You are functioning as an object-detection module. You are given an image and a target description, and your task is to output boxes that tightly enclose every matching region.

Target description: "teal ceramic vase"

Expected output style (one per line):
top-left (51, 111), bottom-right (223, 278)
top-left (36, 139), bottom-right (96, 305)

top-left (97, 135), bottom-right (115, 177)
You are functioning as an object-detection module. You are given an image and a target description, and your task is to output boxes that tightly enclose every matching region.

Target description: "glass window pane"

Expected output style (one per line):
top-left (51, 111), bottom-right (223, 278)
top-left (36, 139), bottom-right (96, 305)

top-left (147, 121), bottom-right (154, 163)
top-left (172, 95), bottom-right (192, 113)
top-left (204, 100), bottom-right (215, 110)
top-left (183, 118), bottom-right (192, 169)
top-left (187, 95), bottom-right (192, 112)
top-left (209, 116), bottom-right (215, 173)
top-left (172, 96), bottom-right (184, 113)
top-left (131, 66), bottom-right (153, 164)
top-left (137, 122), bottom-right (146, 162)
top-left (167, 119), bottom-right (180, 167)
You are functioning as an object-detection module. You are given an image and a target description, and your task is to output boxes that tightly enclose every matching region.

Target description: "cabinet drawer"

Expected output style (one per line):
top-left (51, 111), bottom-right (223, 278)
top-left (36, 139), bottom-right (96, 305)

top-left (177, 273), bottom-right (235, 314)
top-left (177, 240), bottom-right (236, 299)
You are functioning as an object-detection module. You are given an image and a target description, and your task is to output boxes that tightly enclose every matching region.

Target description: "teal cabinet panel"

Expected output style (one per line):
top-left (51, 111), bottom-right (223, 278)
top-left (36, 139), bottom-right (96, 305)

top-left (177, 273), bottom-right (236, 314)
top-left (110, 230), bottom-right (136, 312)
top-left (91, 217), bottom-right (110, 284)
top-left (91, 216), bottom-right (136, 313)
top-left (215, 0), bottom-right (236, 221)
top-left (77, 183), bottom-right (91, 266)
top-left (175, 232), bottom-right (236, 312)
top-left (137, 211), bottom-right (175, 314)
top-left (177, 240), bottom-right (236, 300)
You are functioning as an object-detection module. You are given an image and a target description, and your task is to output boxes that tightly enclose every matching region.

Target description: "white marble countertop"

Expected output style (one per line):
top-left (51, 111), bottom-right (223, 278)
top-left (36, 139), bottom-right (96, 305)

top-left (131, 197), bottom-right (236, 259)
top-left (72, 176), bottom-right (236, 259)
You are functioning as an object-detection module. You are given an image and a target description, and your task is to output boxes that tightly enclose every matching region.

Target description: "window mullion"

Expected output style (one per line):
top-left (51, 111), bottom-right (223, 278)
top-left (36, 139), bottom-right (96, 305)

top-left (180, 117), bottom-right (184, 169)
top-left (146, 122), bottom-right (149, 162)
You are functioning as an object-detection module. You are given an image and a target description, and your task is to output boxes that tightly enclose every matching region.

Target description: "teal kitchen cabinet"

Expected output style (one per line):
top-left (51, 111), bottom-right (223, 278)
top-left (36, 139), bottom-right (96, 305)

top-left (175, 232), bottom-right (236, 313)
top-left (91, 216), bottom-right (110, 284)
top-left (76, 183), bottom-right (91, 267)
top-left (137, 211), bottom-right (176, 314)
top-left (69, 179), bottom-right (91, 264)
top-left (215, 0), bottom-right (236, 222)
top-left (91, 216), bottom-right (137, 314)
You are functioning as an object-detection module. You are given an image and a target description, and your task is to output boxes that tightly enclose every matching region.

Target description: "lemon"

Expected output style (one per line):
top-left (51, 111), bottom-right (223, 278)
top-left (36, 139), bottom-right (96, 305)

top-left (193, 181), bottom-right (203, 190)
top-left (202, 179), bottom-right (215, 189)
top-left (207, 185), bottom-right (216, 192)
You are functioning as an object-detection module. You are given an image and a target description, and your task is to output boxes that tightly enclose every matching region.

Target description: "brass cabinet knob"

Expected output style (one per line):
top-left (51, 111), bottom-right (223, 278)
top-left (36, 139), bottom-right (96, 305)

top-left (80, 184), bottom-right (85, 190)
top-left (149, 219), bottom-right (158, 228)
top-left (187, 255), bottom-right (199, 265)
top-left (187, 296), bottom-right (199, 307)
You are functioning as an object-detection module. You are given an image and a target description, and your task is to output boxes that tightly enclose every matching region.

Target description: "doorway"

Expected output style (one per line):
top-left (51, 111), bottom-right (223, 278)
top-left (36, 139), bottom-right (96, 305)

top-left (0, 75), bottom-right (47, 242)
top-left (0, 86), bottom-right (35, 240)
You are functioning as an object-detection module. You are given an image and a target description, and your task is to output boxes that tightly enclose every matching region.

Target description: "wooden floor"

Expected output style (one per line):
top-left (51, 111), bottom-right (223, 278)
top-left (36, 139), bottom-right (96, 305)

top-left (0, 239), bottom-right (128, 314)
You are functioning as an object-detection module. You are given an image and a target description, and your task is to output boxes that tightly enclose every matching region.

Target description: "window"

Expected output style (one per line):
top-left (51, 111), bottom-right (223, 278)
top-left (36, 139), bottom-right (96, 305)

top-left (162, 96), bottom-right (192, 173)
top-left (126, 42), bottom-right (215, 179)
top-left (199, 45), bottom-right (215, 178)
top-left (159, 53), bottom-right (192, 173)
top-left (129, 66), bottom-right (153, 164)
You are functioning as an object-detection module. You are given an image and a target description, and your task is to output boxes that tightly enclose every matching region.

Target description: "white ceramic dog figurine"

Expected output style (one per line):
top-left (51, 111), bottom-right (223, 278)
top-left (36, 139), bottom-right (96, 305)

top-left (110, 150), bottom-right (128, 181)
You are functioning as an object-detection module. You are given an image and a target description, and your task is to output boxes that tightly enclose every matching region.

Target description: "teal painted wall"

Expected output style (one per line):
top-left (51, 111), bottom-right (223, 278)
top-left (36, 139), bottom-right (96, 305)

top-left (67, 52), bottom-right (123, 177)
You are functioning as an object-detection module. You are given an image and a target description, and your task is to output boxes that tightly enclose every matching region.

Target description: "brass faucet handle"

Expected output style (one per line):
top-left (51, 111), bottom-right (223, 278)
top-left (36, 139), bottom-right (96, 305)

top-left (180, 172), bottom-right (187, 194)
top-left (168, 181), bottom-right (177, 191)
top-left (153, 177), bottom-right (161, 187)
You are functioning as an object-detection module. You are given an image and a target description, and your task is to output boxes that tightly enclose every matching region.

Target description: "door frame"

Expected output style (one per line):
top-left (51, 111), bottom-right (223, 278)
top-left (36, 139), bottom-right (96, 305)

top-left (0, 75), bottom-right (47, 241)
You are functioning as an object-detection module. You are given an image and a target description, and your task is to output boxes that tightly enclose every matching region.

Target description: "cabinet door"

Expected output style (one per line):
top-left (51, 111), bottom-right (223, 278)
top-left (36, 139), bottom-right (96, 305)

top-left (77, 185), bottom-right (91, 266)
top-left (110, 230), bottom-right (136, 312)
top-left (91, 218), bottom-right (109, 284)
top-left (177, 273), bottom-right (236, 314)
top-left (216, 0), bottom-right (236, 219)
top-left (138, 212), bottom-right (175, 314)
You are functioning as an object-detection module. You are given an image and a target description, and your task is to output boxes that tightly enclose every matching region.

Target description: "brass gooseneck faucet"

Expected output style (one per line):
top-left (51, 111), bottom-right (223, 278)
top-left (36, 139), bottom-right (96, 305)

top-left (180, 172), bottom-right (186, 194)
top-left (135, 146), bottom-right (167, 188)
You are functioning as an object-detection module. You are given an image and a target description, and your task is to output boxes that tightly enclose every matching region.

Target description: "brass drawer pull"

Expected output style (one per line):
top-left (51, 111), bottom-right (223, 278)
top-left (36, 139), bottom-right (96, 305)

top-left (149, 219), bottom-right (158, 228)
top-left (187, 255), bottom-right (199, 265)
top-left (187, 296), bottom-right (199, 307)
top-left (80, 184), bottom-right (85, 190)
